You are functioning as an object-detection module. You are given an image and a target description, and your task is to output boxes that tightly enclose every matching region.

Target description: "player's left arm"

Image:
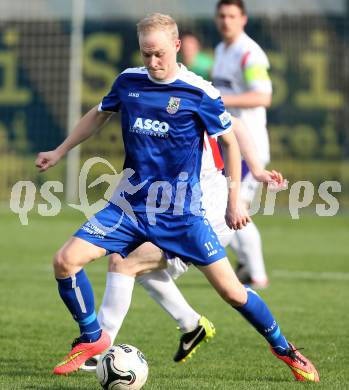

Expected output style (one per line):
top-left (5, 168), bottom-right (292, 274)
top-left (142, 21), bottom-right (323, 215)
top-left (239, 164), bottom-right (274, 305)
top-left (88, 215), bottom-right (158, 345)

top-left (232, 117), bottom-right (284, 186)
top-left (219, 129), bottom-right (251, 230)
top-left (198, 89), bottom-right (250, 229)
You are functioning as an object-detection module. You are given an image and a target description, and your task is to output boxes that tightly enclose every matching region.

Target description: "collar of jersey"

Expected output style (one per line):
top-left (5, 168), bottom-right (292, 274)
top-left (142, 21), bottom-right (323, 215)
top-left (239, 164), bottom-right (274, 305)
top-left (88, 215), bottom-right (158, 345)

top-left (147, 63), bottom-right (185, 85)
top-left (224, 31), bottom-right (246, 50)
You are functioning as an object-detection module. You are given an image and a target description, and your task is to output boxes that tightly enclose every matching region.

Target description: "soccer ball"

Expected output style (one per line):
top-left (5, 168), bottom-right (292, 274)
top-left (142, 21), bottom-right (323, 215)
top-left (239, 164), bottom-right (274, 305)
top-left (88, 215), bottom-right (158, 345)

top-left (96, 344), bottom-right (148, 390)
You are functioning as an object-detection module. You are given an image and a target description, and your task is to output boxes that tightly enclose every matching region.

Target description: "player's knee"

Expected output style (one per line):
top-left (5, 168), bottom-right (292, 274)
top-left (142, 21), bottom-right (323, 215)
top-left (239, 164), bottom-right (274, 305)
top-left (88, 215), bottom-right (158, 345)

top-left (53, 248), bottom-right (74, 275)
top-left (108, 248), bottom-right (166, 276)
top-left (108, 253), bottom-right (123, 268)
top-left (108, 253), bottom-right (135, 276)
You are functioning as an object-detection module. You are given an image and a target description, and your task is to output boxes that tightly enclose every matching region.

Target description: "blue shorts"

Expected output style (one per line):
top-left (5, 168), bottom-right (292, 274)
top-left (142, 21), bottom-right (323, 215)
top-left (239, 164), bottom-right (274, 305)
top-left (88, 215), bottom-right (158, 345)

top-left (74, 203), bottom-right (226, 266)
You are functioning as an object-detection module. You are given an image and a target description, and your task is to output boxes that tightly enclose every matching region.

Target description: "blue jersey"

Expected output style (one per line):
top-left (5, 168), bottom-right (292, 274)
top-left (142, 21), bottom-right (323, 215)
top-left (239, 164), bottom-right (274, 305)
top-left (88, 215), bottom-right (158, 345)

top-left (99, 65), bottom-right (232, 214)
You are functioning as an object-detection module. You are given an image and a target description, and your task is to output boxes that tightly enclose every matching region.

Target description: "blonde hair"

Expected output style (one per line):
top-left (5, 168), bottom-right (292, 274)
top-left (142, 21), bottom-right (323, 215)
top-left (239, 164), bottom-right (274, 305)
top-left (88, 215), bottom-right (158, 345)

top-left (137, 13), bottom-right (179, 41)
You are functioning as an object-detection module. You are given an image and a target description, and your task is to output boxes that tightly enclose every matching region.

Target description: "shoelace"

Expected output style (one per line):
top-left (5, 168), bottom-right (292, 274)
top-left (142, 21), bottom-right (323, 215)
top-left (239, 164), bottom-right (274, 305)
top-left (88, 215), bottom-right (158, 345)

top-left (71, 337), bottom-right (83, 349)
top-left (288, 346), bottom-right (306, 366)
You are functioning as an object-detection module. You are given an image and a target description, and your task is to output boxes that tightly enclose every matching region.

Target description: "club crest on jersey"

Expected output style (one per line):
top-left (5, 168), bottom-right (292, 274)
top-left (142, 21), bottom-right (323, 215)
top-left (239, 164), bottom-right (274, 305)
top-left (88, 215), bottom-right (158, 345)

top-left (166, 97), bottom-right (181, 114)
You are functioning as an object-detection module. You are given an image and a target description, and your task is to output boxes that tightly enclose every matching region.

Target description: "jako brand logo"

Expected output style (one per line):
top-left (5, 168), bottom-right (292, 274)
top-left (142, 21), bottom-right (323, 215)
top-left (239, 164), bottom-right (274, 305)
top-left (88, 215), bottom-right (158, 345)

top-left (131, 117), bottom-right (170, 138)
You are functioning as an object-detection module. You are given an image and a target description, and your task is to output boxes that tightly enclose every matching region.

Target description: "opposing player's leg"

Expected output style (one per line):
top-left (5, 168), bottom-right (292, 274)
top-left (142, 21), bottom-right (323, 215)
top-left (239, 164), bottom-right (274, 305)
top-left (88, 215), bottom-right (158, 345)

top-left (97, 242), bottom-right (165, 343)
top-left (138, 269), bottom-right (201, 333)
top-left (198, 258), bottom-right (319, 382)
top-left (53, 237), bottom-right (111, 375)
top-left (230, 215), bottom-right (268, 288)
top-left (137, 268), bottom-right (215, 363)
top-left (229, 173), bottom-right (268, 287)
top-left (87, 243), bottom-right (213, 370)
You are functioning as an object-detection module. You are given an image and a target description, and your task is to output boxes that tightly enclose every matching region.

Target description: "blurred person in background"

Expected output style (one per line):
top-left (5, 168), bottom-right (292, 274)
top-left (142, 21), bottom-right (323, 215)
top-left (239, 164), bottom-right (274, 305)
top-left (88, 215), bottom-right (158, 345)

top-left (180, 31), bottom-right (213, 80)
top-left (213, 0), bottom-right (272, 288)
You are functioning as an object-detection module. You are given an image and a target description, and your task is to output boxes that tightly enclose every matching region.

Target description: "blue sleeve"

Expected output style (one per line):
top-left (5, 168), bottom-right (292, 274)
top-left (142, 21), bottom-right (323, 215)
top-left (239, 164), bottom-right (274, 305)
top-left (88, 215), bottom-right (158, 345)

top-left (98, 77), bottom-right (121, 113)
top-left (197, 93), bottom-right (232, 137)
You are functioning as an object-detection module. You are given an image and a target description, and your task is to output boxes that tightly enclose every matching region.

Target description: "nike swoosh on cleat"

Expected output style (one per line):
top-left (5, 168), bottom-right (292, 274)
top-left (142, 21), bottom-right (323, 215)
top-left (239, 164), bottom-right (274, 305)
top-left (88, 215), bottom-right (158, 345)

top-left (56, 350), bottom-right (86, 367)
top-left (290, 366), bottom-right (315, 381)
top-left (183, 328), bottom-right (205, 351)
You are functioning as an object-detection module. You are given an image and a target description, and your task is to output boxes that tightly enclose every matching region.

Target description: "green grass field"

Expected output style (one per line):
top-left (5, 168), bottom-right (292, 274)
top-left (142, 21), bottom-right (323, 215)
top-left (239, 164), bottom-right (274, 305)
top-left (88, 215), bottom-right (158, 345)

top-left (0, 210), bottom-right (348, 389)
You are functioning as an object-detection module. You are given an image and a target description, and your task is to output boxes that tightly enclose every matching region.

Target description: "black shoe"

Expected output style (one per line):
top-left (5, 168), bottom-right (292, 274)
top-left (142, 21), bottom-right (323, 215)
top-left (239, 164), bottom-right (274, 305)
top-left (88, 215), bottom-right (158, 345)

top-left (174, 316), bottom-right (216, 363)
top-left (235, 264), bottom-right (269, 289)
top-left (235, 263), bottom-right (252, 284)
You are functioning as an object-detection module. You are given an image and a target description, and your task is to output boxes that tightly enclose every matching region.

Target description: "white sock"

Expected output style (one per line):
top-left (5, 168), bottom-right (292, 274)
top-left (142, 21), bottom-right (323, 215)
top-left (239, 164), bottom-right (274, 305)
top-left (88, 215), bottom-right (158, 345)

top-left (229, 221), bottom-right (268, 281)
top-left (136, 270), bottom-right (200, 332)
top-left (97, 272), bottom-right (135, 344)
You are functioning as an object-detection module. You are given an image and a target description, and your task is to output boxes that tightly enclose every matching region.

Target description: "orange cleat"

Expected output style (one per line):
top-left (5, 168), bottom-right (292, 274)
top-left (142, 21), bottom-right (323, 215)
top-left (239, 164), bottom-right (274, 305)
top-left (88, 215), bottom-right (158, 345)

top-left (53, 330), bottom-right (111, 375)
top-left (271, 342), bottom-right (320, 382)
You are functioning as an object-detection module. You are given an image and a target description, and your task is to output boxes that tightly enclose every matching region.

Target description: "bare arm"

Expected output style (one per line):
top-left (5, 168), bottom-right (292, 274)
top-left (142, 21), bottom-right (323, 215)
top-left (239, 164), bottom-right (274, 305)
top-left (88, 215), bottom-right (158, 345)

top-left (56, 105), bottom-right (112, 156)
top-left (222, 91), bottom-right (271, 109)
top-left (36, 105), bottom-right (112, 172)
top-left (218, 129), bottom-right (250, 230)
top-left (231, 117), bottom-right (284, 185)
top-left (231, 117), bottom-right (261, 176)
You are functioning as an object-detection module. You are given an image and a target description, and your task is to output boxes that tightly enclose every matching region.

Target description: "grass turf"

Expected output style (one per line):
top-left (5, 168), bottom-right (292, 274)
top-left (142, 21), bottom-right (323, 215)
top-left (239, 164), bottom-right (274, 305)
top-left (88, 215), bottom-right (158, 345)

top-left (0, 209), bottom-right (348, 389)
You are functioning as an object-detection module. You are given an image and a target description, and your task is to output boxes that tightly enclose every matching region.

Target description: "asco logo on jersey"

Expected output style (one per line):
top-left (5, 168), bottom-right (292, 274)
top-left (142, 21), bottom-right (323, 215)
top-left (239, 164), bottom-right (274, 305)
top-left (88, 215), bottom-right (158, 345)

top-left (131, 118), bottom-right (170, 138)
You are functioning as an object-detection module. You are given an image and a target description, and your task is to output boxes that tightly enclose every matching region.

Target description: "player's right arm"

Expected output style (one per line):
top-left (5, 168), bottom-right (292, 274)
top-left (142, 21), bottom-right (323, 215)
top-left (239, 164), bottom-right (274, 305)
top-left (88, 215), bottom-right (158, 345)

top-left (35, 105), bottom-right (112, 172)
top-left (222, 90), bottom-right (271, 109)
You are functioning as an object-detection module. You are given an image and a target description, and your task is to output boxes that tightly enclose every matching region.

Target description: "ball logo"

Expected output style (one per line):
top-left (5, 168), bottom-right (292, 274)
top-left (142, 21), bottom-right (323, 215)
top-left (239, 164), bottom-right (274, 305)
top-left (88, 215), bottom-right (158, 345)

top-left (102, 354), bottom-right (136, 387)
top-left (132, 117), bottom-right (169, 137)
top-left (96, 344), bottom-right (148, 390)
